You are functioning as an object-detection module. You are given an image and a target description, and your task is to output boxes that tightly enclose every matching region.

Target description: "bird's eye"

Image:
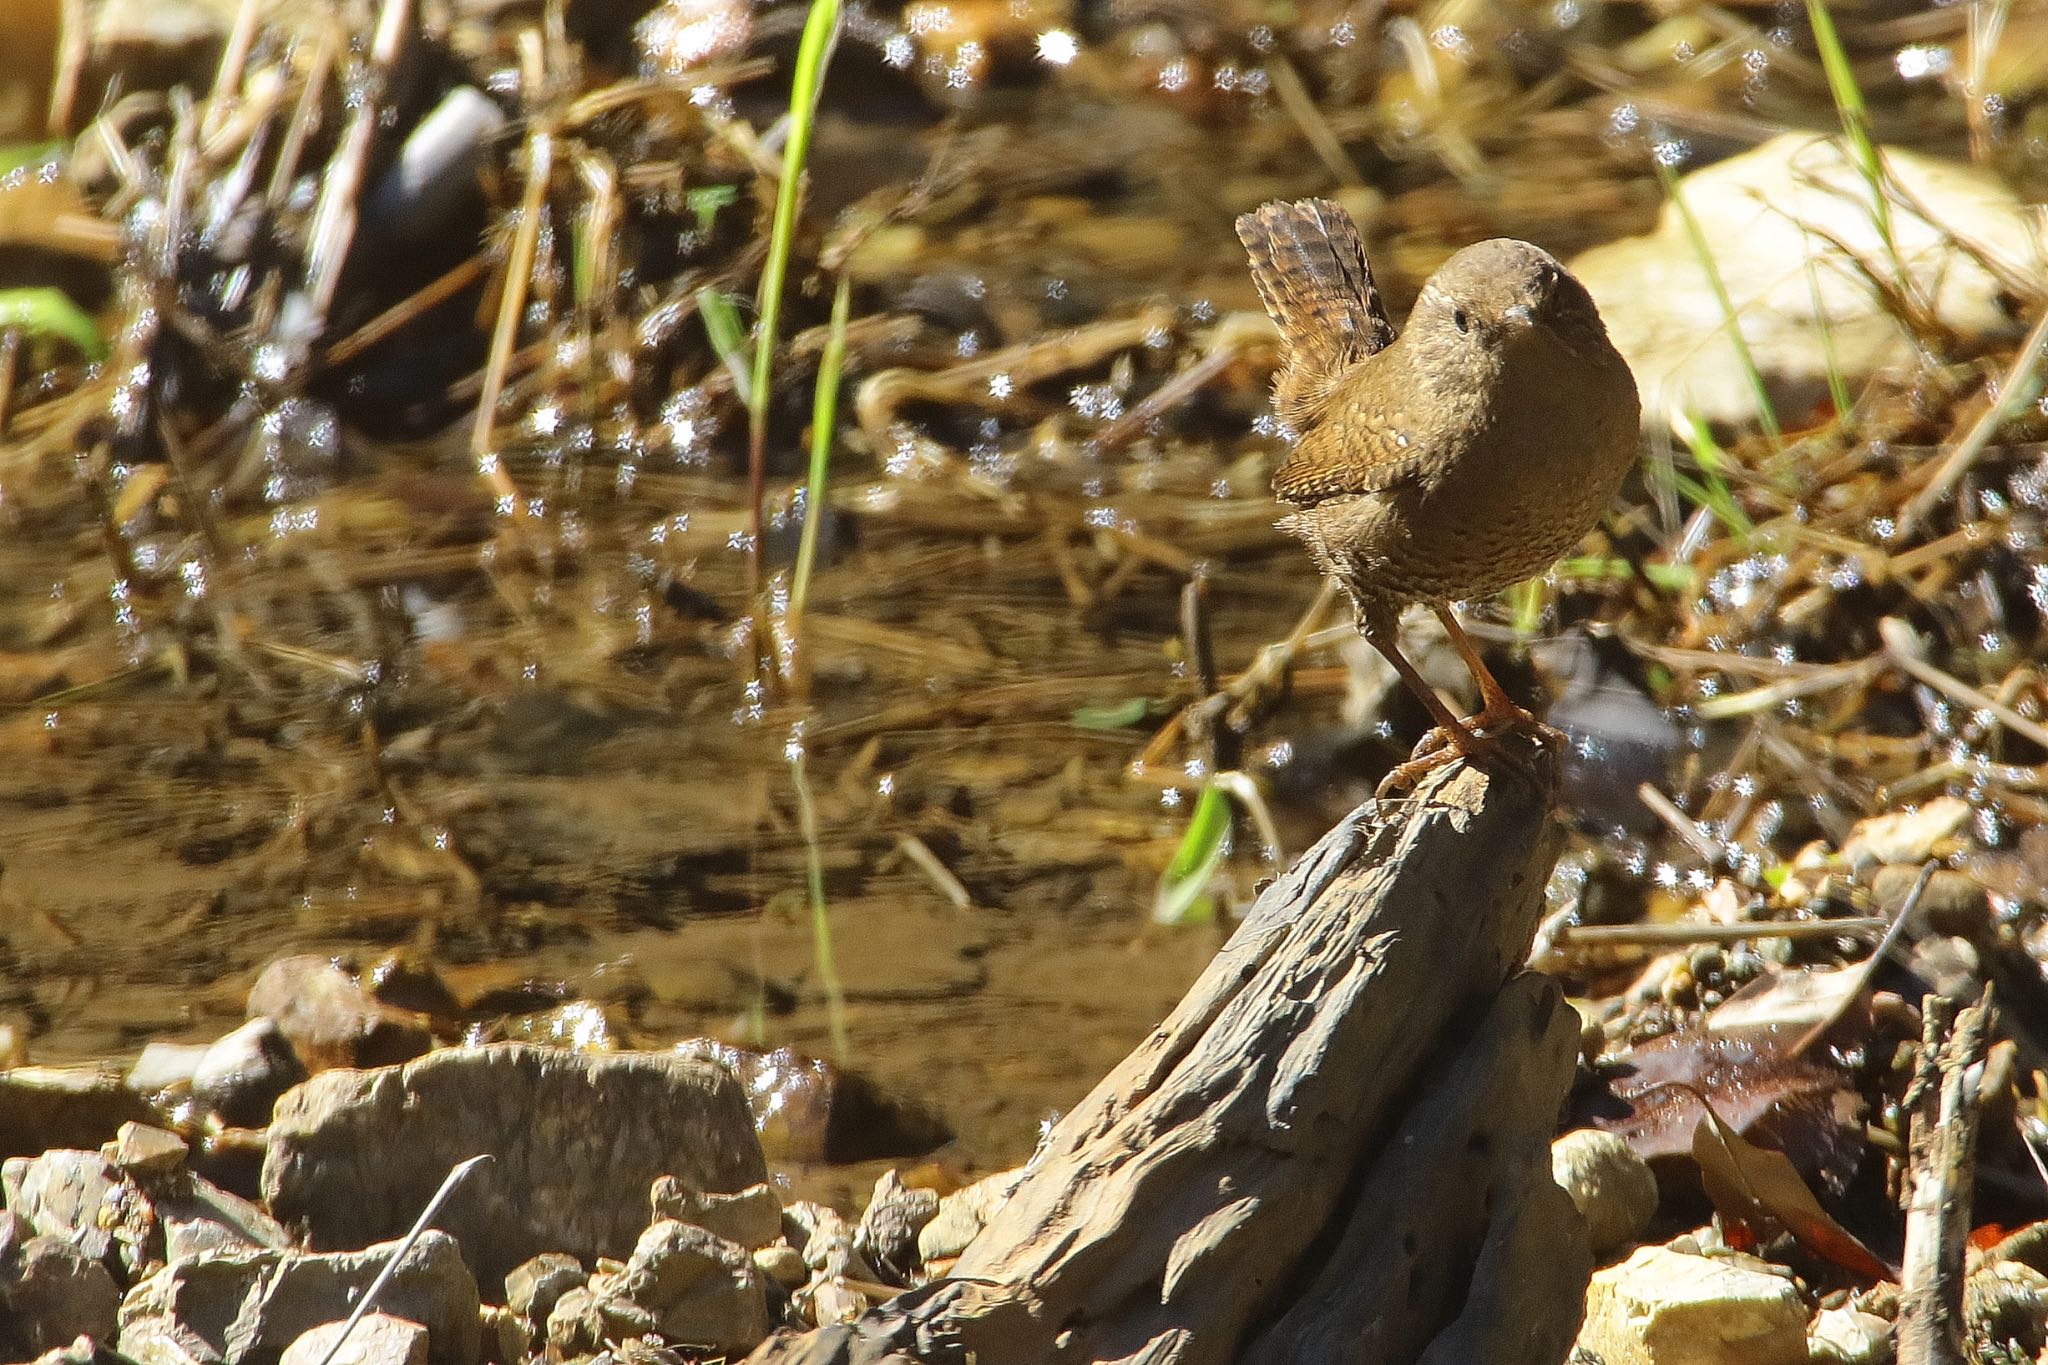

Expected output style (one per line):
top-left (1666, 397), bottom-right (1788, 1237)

top-left (1452, 308), bottom-right (1470, 334)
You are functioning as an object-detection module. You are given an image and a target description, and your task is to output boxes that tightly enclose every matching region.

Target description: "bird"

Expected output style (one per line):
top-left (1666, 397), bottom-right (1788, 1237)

top-left (1235, 198), bottom-right (1641, 790)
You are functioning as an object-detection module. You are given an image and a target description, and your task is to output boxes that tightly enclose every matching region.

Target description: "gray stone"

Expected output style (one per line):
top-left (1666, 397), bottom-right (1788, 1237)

top-left (262, 1043), bottom-right (765, 1288)
top-left (104, 1124), bottom-right (189, 1179)
top-left (192, 1020), bottom-right (306, 1129)
top-left (244, 957), bottom-right (430, 1073)
top-left (785, 1202), bottom-right (873, 1280)
top-left (649, 1178), bottom-right (782, 1250)
top-left (546, 1220), bottom-right (769, 1355)
top-left (853, 1171), bottom-right (938, 1280)
top-left (1552, 1129), bottom-right (1659, 1256)
top-left (156, 1176), bottom-right (291, 1263)
top-left (9, 1150), bottom-right (147, 1270)
top-left (504, 1252), bottom-right (584, 1323)
top-left (3, 1234), bottom-right (122, 1352)
top-left (277, 1315), bottom-right (428, 1365)
top-left (116, 1231), bottom-right (480, 1365)
top-left (0, 1067), bottom-right (156, 1160)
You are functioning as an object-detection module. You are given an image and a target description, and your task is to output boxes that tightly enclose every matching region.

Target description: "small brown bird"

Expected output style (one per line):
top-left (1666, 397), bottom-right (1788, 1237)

top-left (1236, 199), bottom-right (1640, 786)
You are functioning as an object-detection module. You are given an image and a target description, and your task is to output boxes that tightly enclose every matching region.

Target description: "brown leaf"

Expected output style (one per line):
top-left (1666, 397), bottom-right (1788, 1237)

top-left (1573, 1024), bottom-right (1865, 1192)
top-left (1691, 1098), bottom-right (1896, 1282)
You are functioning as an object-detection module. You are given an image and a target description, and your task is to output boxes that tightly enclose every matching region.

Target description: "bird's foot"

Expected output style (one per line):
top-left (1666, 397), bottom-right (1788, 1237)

top-left (1374, 707), bottom-right (1563, 799)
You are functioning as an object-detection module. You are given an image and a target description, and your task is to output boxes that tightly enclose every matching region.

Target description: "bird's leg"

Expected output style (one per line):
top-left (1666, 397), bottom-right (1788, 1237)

top-left (1360, 619), bottom-right (1492, 795)
top-left (1431, 603), bottom-right (1565, 748)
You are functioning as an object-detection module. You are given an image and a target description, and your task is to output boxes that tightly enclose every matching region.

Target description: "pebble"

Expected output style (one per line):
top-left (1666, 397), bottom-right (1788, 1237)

top-left (854, 1170), bottom-right (939, 1281)
top-left (1, 1233), bottom-right (121, 1354)
top-left (192, 1018), bottom-right (307, 1128)
top-left (505, 1252), bottom-right (586, 1324)
top-left (915, 1167), bottom-right (1025, 1265)
top-left (1575, 1244), bottom-right (1806, 1365)
top-left (0, 1066), bottom-right (155, 1159)
top-left (103, 1122), bottom-right (188, 1179)
top-left (753, 1243), bottom-right (807, 1289)
top-left (1551, 1128), bottom-right (1659, 1256)
top-left (649, 1177), bottom-right (783, 1250)
top-left (546, 1219), bottom-right (770, 1356)
top-left (1807, 1306), bottom-right (1894, 1365)
top-left (278, 1314), bottom-right (429, 1365)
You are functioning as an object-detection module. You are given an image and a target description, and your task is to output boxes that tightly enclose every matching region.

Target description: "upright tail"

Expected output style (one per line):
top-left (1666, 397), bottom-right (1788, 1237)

top-left (1234, 199), bottom-right (1394, 428)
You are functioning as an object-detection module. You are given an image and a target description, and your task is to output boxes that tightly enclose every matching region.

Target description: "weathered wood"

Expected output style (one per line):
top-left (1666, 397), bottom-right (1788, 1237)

top-left (748, 748), bottom-right (1584, 1365)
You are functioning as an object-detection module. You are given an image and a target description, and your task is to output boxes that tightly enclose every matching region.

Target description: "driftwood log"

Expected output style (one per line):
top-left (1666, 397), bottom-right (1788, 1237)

top-left (750, 746), bottom-right (1588, 1364)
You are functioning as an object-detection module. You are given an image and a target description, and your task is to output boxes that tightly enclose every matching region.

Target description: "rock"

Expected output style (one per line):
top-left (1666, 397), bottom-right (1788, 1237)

top-left (1552, 1128), bottom-right (1659, 1256)
top-left (0, 1067), bottom-right (156, 1159)
top-left (277, 1315), bottom-right (428, 1365)
top-left (649, 1177), bottom-right (782, 1250)
top-left (476, 1307), bottom-right (525, 1365)
top-left (504, 1252), bottom-right (584, 1324)
top-left (7, 1150), bottom-right (142, 1269)
top-left (2, 1235), bottom-right (122, 1353)
top-left (546, 1220), bottom-right (770, 1355)
top-left (785, 1202), bottom-right (877, 1281)
top-left (793, 1276), bottom-right (868, 1327)
top-left (675, 1040), bottom-right (949, 1164)
top-left (915, 1167), bottom-right (1025, 1265)
top-left (29, 1335), bottom-right (148, 1365)
top-left (1575, 1244), bottom-right (1806, 1365)
top-left (192, 1019), bottom-right (307, 1128)
top-left (1841, 798), bottom-right (1971, 871)
top-left (1807, 1306), bottom-right (1894, 1364)
top-left (155, 1174), bottom-right (291, 1262)
top-left (1966, 1259), bottom-right (2048, 1355)
top-left (116, 1230), bottom-right (480, 1365)
top-left (853, 1170), bottom-right (938, 1281)
top-left (752, 1244), bottom-right (806, 1289)
top-left (104, 1124), bottom-right (189, 1179)
top-left (1871, 864), bottom-right (1991, 938)
top-left (246, 956), bottom-right (434, 1073)
top-left (125, 1045), bottom-right (210, 1101)
top-left (1572, 135), bottom-right (2035, 430)
top-left (262, 1043), bottom-right (766, 1288)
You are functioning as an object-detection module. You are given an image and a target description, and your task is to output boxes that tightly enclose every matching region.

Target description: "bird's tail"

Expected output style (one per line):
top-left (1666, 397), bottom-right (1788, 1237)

top-left (1234, 199), bottom-right (1393, 427)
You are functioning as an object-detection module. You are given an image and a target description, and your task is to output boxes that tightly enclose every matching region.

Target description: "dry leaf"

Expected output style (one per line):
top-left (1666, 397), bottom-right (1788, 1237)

top-left (1691, 1098), bottom-right (1895, 1281)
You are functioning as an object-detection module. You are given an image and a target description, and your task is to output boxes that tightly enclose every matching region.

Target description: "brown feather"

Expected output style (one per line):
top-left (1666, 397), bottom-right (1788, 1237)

top-left (1234, 199), bottom-right (1394, 429)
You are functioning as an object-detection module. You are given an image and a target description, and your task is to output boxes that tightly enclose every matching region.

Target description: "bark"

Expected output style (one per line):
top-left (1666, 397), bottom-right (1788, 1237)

top-left (749, 749), bottom-right (1585, 1365)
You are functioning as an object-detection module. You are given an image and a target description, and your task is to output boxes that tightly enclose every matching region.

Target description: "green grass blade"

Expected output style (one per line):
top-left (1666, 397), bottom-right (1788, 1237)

top-left (1805, 0), bottom-right (1897, 260)
top-left (746, 0), bottom-right (844, 583)
top-left (791, 272), bottom-right (850, 626)
top-left (0, 287), bottom-right (107, 360)
top-left (1653, 153), bottom-right (1782, 449)
top-left (1154, 783), bottom-right (1231, 926)
top-left (788, 738), bottom-right (850, 1060)
top-left (696, 287), bottom-right (753, 404)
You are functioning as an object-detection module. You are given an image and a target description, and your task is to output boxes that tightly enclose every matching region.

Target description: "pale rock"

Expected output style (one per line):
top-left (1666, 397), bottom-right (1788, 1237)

top-left (1575, 1244), bottom-right (1806, 1365)
top-left (545, 1219), bottom-right (769, 1355)
top-left (277, 1315), bottom-right (428, 1365)
top-left (753, 1243), bottom-right (806, 1289)
top-left (1572, 135), bottom-right (2041, 430)
top-left (915, 1167), bottom-right (1025, 1265)
top-left (1807, 1306), bottom-right (1894, 1364)
top-left (116, 1230), bottom-right (479, 1365)
top-left (103, 1123), bottom-right (189, 1179)
top-left (504, 1252), bottom-right (584, 1324)
top-left (1551, 1129), bottom-right (1658, 1256)
top-left (1841, 797), bottom-right (1970, 870)
top-left (649, 1177), bottom-right (782, 1249)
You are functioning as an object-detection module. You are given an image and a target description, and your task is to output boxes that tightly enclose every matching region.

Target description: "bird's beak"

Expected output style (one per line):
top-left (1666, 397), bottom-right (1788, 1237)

top-left (1504, 303), bottom-right (1535, 326)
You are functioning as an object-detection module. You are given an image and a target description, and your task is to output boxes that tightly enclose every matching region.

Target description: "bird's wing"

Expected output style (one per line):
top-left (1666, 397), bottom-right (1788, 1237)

top-left (1270, 410), bottom-right (1432, 506)
top-left (1234, 199), bottom-right (1395, 429)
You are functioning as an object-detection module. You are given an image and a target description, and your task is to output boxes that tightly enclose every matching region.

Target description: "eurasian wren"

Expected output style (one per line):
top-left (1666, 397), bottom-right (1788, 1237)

top-left (1236, 198), bottom-right (1641, 786)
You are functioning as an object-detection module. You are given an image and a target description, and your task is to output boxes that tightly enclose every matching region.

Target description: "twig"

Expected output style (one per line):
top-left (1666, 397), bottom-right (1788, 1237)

top-left (1896, 303), bottom-right (2048, 539)
top-left (1789, 860), bottom-right (1932, 1057)
top-left (314, 1154), bottom-right (492, 1365)
top-left (1881, 616), bottom-right (2048, 752)
top-left (1898, 986), bottom-right (1996, 1365)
